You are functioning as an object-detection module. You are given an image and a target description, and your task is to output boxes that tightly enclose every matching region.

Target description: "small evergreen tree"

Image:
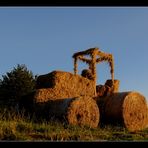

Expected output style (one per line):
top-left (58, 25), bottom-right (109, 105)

top-left (0, 64), bottom-right (36, 105)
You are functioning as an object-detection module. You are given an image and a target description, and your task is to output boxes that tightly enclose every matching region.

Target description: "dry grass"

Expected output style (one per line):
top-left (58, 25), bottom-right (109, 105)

top-left (96, 91), bottom-right (148, 132)
top-left (1, 106), bottom-right (148, 141)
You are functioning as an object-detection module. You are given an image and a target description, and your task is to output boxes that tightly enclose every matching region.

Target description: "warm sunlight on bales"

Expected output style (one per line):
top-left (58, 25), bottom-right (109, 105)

top-left (97, 91), bottom-right (148, 132)
top-left (35, 71), bottom-right (95, 102)
top-left (32, 71), bottom-right (100, 128)
top-left (42, 96), bottom-right (99, 128)
top-left (67, 96), bottom-right (99, 128)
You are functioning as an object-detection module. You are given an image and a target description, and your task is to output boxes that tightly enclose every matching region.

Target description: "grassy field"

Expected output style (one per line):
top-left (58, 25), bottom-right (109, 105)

top-left (0, 107), bottom-right (148, 141)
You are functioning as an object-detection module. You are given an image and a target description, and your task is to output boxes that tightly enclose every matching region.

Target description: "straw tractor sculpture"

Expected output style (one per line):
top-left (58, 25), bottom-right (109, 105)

top-left (21, 47), bottom-right (148, 132)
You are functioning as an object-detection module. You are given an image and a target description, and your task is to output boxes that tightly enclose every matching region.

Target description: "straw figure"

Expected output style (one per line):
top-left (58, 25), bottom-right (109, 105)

top-left (72, 47), bottom-right (114, 96)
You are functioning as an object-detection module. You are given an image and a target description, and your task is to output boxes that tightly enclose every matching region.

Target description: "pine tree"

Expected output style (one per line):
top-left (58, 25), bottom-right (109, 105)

top-left (0, 64), bottom-right (36, 106)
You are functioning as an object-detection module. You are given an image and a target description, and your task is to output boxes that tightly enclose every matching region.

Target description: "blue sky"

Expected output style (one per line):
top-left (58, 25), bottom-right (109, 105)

top-left (0, 7), bottom-right (148, 99)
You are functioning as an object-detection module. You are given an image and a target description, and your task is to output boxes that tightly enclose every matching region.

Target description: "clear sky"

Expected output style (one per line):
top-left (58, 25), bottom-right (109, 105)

top-left (0, 7), bottom-right (148, 99)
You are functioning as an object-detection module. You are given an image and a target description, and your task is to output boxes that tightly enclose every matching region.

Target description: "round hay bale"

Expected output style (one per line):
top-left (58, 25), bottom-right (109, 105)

top-left (67, 96), bottom-right (99, 128)
top-left (47, 96), bottom-right (99, 128)
top-left (97, 91), bottom-right (148, 132)
top-left (105, 79), bottom-right (120, 92)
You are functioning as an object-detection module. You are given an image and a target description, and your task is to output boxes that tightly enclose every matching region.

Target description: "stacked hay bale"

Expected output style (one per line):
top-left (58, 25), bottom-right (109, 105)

top-left (35, 70), bottom-right (95, 102)
top-left (97, 91), bottom-right (148, 132)
top-left (33, 70), bottom-right (99, 128)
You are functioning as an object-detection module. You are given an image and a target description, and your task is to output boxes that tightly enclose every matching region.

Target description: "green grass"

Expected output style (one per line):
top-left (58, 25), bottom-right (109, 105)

top-left (0, 107), bottom-right (148, 141)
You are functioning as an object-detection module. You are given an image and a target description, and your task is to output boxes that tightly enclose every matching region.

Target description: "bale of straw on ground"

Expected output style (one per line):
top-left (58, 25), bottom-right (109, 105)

top-left (96, 91), bottom-right (148, 132)
top-left (35, 71), bottom-right (95, 102)
top-left (67, 96), bottom-right (99, 128)
top-left (40, 96), bottom-right (99, 128)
